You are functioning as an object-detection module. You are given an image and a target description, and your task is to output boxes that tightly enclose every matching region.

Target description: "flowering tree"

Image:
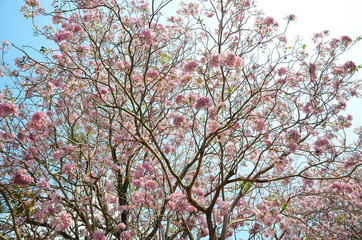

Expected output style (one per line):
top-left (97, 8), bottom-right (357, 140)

top-left (0, 0), bottom-right (361, 239)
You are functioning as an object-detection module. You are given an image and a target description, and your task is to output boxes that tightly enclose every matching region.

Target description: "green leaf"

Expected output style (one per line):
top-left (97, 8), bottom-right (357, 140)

top-left (29, 200), bottom-right (35, 213)
top-left (160, 53), bottom-right (170, 64)
top-left (15, 205), bottom-right (24, 214)
top-left (281, 203), bottom-right (287, 211)
top-left (355, 36), bottom-right (362, 43)
top-left (243, 182), bottom-right (253, 192)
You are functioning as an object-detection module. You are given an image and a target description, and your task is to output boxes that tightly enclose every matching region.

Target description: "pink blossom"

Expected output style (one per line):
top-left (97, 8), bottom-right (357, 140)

top-left (286, 129), bottom-right (300, 143)
top-left (343, 61), bottom-right (356, 74)
top-left (136, 164), bottom-right (145, 176)
top-left (32, 111), bottom-right (46, 122)
top-left (312, 106), bottom-right (323, 115)
top-left (0, 67), bottom-right (5, 78)
top-left (250, 222), bottom-right (261, 234)
top-left (36, 179), bottom-right (50, 189)
top-left (309, 63), bottom-right (317, 80)
top-left (183, 60), bottom-right (198, 73)
top-left (331, 182), bottom-right (342, 191)
top-left (142, 161), bottom-right (153, 172)
top-left (231, 121), bottom-right (240, 131)
top-left (224, 52), bottom-right (237, 68)
top-left (302, 102), bottom-right (313, 114)
top-left (119, 205), bottom-right (128, 214)
top-left (55, 212), bottom-right (72, 231)
top-left (209, 54), bottom-right (220, 68)
top-left (25, 0), bottom-right (40, 7)
top-left (118, 223), bottom-right (126, 230)
top-left (253, 119), bottom-right (265, 132)
top-left (26, 111), bottom-right (48, 130)
top-left (146, 69), bottom-right (159, 79)
top-left (330, 38), bottom-right (341, 49)
top-left (175, 94), bottom-right (184, 105)
top-left (206, 11), bottom-right (214, 18)
top-left (208, 120), bottom-right (220, 132)
top-left (278, 36), bottom-right (287, 44)
top-left (62, 163), bottom-right (76, 174)
top-left (145, 180), bottom-right (157, 190)
top-left (331, 67), bottom-right (344, 75)
top-left (142, 29), bottom-right (153, 45)
top-left (198, 228), bottom-right (209, 238)
top-left (209, 106), bottom-right (218, 120)
top-left (341, 35), bottom-right (352, 46)
top-left (314, 137), bottom-right (330, 148)
top-left (52, 11), bottom-right (63, 24)
top-left (186, 205), bottom-right (196, 213)
top-left (93, 230), bottom-right (107, 240)
top-left (287, 14), bottom-right (296, 21)
top-left (53, 150), bottom-right (63, 161)
top-left (277, 67), bottom-right (288, 76)
top-left (264, 17), bottom-right (277, 26)
top-left (164, 145), bottom-right (171, 154)
top-left (120, 231), bottom-right (132, 239)
top-left (287, 142), bottom-right (298, 153)
top-left (187, 92), bottom-right (198, 106)
top-left (218, 201), bottom-right (230, 216)
top-left (100, 88), bottom-right (108, 95)
top-left (173, 114), bottom-right (185, 128)
top-left (194, 187), bottom-right (204, 196)
top-left (12, 169), bottom-right (34, 186)
top-left (241, 0), bottom-right (251, 7)
top-left (179, 2), bottom-right (199, 17)
top-left (133, 179), bottom-right (143, 188)
top-left (0, 102), bottom-right (18, 117)
top-left (314, 32), bottom-right (323, 38)
top-left (195, 97), bottom-right (211, 110)
top-left (54, 31), bottom-right (72, 43)
top-left (9, 70), bottom-right (19, 76)
top-left (52, 54), bottom-right (62, 60)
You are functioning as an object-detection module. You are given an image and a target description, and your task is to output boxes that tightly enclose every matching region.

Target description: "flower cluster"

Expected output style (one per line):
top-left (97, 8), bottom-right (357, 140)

top-left (287, 14), bottom-right (296, 21)
top-left (172, 113), bottom-right (186, 128)
top-left (93, 230), bottom-right (107, 240)
top-left (141, 29), bottom-right (153, 46)
top-left (343, 61), bottom-right (357, 74)
top-left (253, 119), bottom-right (266, 132)
top-left (209, 52), bottom-right (241, 68)
top-left (175, 94), bottom-right (184, 105)
top-left (146, 69), bottom-right (159, 79)
top-left (26, 111), bottom-right (49, 131)
top-left (12, 169), bottom-right (34, 186)
top-left (341, 35), bottom-right (353, 47)
top-left (0, 102), bottom-right (18, 117)
top-left (195, 97), bottom-right (211, 110)
top-left (55, 212), bottom-right (72, 231)
top-left (167, 192), bottom-right (196, 214)
top-left (277, 67), bottom-right (288, 76)
top-left (36, 179), bottom-right (50, 189)
top-left (54, 31), bottom-right (72, 43)
top-left (21, 0), bottom-right (44, 17)
top-left (183, 60), bottom-right (198, 73)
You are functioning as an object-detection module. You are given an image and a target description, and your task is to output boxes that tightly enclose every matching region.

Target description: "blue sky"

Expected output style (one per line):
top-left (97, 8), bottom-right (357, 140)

top-left (0, 0), bottom-right (50, 62)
